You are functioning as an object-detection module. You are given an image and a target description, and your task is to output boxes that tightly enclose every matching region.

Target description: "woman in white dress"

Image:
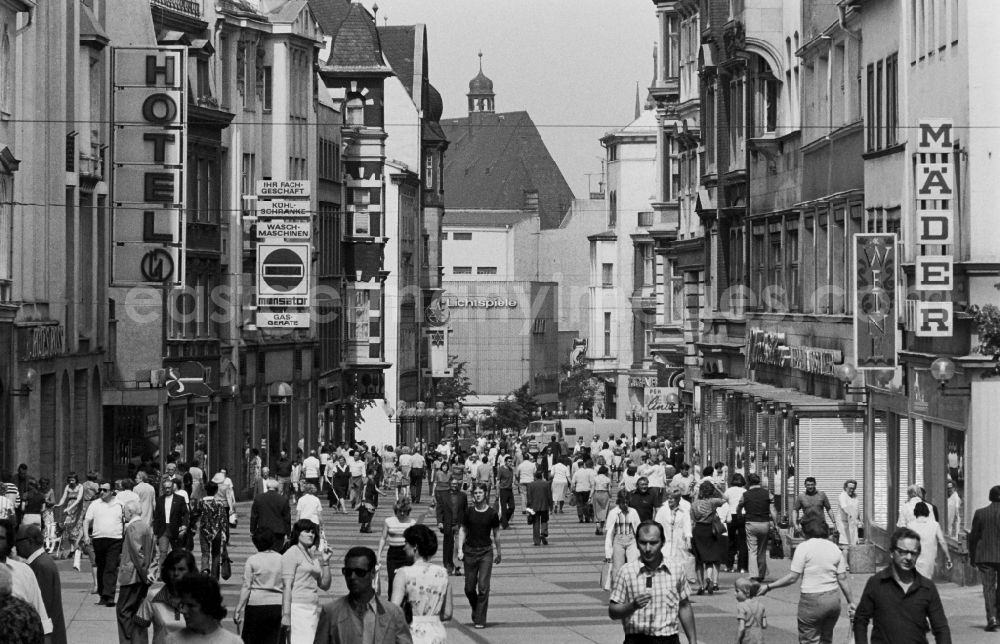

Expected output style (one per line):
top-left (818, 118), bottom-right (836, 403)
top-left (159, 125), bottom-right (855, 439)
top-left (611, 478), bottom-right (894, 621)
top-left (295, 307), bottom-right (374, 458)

top-left (549, 457), bottom-right (572, 514)
top-left (391, 524), bottom-right (452, 644)
top-left (909, 501), bottom-right (952, 579)
top-left (837, 479), bottom-right (862, 546)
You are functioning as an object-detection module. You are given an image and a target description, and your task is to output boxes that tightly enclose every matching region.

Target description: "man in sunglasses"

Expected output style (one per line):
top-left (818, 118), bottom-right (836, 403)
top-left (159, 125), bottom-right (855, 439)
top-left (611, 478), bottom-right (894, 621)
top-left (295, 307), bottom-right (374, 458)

top-left (83, 481), bottom-right (124, 607)
top-left (853, 526), bottom-right (951, 643)
top-left (314, 546), bottom-right (412, 643)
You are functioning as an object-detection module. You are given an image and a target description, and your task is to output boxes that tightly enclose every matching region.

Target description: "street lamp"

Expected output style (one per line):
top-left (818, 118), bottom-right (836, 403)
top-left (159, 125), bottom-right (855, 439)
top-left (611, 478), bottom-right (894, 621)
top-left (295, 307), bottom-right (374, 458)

top-left (415, 401), bottom-right (427, 445)
top-left (629, 404), bottom-right (640, 448)
top-left (930, 356), bottom-right (971, 396)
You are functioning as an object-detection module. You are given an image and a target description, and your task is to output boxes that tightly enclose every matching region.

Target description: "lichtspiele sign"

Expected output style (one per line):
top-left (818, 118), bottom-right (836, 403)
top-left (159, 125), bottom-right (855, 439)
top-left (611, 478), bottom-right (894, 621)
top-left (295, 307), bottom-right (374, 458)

top-left (853, 233), bottom-right (897, 369)
top-left (110, 46), bottom-right (187, 287)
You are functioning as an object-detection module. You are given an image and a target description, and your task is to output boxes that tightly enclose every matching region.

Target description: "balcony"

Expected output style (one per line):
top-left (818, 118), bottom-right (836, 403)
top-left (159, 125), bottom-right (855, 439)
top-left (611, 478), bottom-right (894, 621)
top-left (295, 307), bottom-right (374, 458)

top-left (649, 77), bottom-right (680, 108)
top-left (151, 0), bottom-right (201, 17)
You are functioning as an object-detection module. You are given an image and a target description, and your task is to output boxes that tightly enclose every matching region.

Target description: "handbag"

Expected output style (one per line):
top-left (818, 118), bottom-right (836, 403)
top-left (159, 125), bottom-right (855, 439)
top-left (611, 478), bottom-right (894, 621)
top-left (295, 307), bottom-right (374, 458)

top-left (221, 543), bottom-right (232, 580)
top-left (711, 514), bottom-right (726, 539)
top-left (769, 526), bottom-right (785, 559)
top-left (600, 561), bottom-right (613, 591)
top-left (568, 492), bottom-right (577, 506)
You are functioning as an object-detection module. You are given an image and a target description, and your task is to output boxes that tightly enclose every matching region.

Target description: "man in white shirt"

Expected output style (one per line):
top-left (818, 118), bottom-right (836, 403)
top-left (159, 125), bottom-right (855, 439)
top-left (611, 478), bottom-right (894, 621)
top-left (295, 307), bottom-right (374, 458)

top-left (571, 461), bottom-right (597, 523)
top-left (302, 450), bottom-right (321, 490)
top-left (516, 454), bottom-right (537, 510)
top-left (83, 482), bottom-right (124, 606)
top-left (133, 472), bottom-right (156, 526)
top-left (946, 479), bottom-right (962, 538)
top-left (671, 464), bottom-right (696, 500)
top-left (0, 520), bottom-right (52, 636)
top-left (590, 435), bottom-right (603, 457)
top-left (408, 450), bottom-right (426, 504)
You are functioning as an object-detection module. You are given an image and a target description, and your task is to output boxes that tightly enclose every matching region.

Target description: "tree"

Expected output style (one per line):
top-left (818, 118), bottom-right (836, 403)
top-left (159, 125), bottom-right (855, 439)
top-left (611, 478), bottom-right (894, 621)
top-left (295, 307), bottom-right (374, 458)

top-left (491, 382), bottom-right (538, 432)
top-left (427, 355), bottom-right (476, 407)
top-left (973, 303), bottom-right (1000, 357)
top-left (561, 361), bottom-right (601, 413)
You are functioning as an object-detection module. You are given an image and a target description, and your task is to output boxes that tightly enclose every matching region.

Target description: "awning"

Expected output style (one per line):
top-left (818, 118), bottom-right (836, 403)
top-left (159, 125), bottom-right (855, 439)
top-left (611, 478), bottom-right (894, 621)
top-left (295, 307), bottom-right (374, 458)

top-left (693, 377), bottom-right (862, 414)
top-left (267, 381), bottom-right (293, 401)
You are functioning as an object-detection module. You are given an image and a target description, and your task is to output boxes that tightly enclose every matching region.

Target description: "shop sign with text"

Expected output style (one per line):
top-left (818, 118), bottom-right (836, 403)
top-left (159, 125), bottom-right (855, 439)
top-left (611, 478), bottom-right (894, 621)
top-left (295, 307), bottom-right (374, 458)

top-left (914, 118), bottom-right (954, 337)
top-left (853, 233), bottom-right (898, 369)
top-left (111, 46), bottom-right (187, 287)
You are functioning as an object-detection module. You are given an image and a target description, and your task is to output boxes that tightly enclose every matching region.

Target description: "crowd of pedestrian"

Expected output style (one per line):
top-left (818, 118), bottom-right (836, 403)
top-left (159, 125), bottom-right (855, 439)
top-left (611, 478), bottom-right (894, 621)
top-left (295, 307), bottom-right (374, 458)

top-left (0, 428), bottom-right (982, 644)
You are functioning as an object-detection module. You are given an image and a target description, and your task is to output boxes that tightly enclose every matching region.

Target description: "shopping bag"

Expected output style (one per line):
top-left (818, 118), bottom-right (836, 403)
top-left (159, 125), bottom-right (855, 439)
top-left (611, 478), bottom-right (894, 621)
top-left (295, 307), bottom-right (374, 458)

top-left (568, 492), bottom-right (577, 506)
top-left (769, 527), bottom-right (785, 559)
top-left (600, 562), bottom-right (613, 591)
top-left (221, 543), bottom-right (232, 580)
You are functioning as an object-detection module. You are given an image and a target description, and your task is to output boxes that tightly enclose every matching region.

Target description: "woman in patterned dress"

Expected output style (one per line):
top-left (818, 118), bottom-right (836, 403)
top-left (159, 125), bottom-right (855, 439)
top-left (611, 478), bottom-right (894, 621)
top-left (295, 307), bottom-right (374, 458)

top-left (192, 480), bottom-right (230, 579)
top-left (391, 524), bottom-right (452, 643)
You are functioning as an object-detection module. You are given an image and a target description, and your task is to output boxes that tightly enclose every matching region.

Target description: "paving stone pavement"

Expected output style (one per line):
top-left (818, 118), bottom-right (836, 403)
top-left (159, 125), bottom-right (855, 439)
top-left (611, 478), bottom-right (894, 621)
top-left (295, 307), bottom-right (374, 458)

top-left (55, 493), bottom-right (995, 643)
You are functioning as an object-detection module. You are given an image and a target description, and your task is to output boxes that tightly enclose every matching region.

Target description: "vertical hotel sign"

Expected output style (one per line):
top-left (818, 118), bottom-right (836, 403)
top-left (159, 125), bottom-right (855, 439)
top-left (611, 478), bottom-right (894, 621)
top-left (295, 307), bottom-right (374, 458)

top-left (110, 47), bottom-right (186, 286)
top-left (854, 234), bottom-right (897, 369)
top-left (914, 118), bottom-right (954, 336)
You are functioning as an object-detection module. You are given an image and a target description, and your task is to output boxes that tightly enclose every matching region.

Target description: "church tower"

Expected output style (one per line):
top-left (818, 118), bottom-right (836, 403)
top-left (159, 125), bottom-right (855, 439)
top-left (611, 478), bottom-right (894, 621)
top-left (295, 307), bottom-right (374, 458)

top-left (467, 52), bottom-right (495, 114)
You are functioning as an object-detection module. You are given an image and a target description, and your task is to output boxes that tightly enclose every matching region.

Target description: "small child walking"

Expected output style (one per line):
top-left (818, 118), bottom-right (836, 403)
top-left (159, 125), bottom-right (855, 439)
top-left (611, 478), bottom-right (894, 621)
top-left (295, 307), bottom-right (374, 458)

top-left (735, 576), bottom-right (767, 644)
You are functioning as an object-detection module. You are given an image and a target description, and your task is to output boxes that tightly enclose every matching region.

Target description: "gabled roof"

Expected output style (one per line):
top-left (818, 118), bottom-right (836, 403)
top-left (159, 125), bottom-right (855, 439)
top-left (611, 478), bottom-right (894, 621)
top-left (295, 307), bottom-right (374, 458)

top-left (440, 111), bottom-right (575, 230)
top-left (308, 0), bottom-right (351, 36)
top-left (377, 25), bottom-right (415, 96)
top-left (321, 2), bottom-right (390, 73)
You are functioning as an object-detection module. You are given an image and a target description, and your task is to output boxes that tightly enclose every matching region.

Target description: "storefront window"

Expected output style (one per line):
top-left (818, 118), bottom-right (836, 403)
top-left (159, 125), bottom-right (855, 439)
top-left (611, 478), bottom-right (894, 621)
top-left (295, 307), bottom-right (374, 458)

top-left (946, 427), bottom-right (965, 538)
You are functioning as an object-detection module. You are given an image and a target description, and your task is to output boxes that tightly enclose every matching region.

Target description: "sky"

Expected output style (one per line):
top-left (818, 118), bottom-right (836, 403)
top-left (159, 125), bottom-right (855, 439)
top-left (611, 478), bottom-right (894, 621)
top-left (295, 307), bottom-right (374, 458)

top-left (360, 0), bottom-right (659, 198)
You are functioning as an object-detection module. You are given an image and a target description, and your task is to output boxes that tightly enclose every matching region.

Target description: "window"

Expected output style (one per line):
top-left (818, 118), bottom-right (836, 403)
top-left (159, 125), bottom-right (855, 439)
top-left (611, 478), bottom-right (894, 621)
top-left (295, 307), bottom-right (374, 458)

top-left (751, 225), bottom-right (765, 305)
top-left (638, 244), bottom-right (654, 287)
top-left (601, 263), bottom-right (614, 287)
top-left (608, 191), bottom-right (617, 228)
top-left (345, 96), bottom-right (364, 125)
top-left (196, 58), bottom-right (210, 100)
top-left (728, 73), bottom-right (745, 168)
top-left (750, 56), bottom-right (778, 137)
top-left (219, 34), bottom-right (230, 108)
top-left (453, 266), bottom-right (472, 274)
top-left (452, 232), bottom-right (472, 241)
top-left (669, 266), bottom-right (684, 324)
top-left (477, 266), bottom-right (497, 275)
top-left (262, 66), bottom-right (272, 111)
top-left (786, 222), bottom-right (800, 311)
top-left (866, 54), bottom-right (899, 152)
top-left (704, 84), bottom-right (716, 170)
top-left (638, 211), bottom-right (654, 227)
top-left (441, 232), bottom-right (448, 240)
top-left (607, 144), bottom-right (618, 162)
top-left (532, 318), bottom-right (546, 335)
top-left (603, 312), bottom-right (613, 356)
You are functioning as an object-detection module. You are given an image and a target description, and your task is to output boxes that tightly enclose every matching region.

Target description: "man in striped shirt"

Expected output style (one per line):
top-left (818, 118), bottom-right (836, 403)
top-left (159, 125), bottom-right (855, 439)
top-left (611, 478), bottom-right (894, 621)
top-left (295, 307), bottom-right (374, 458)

top-left (609, 520), bottom-right (698, 644)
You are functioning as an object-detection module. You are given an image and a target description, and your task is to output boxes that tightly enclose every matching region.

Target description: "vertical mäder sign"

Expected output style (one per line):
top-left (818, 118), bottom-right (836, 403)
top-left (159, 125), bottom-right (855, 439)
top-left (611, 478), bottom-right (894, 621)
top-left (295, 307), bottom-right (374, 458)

top-left (914, 118), bottom-right (954, 337)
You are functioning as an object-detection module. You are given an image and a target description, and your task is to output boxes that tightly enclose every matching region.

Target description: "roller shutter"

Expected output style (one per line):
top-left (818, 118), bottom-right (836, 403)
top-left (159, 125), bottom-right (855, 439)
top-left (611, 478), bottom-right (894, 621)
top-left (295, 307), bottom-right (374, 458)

top-left (873, 412), bottom-right (890, 529)
top-left (797, 416), bottom-right (865, 526)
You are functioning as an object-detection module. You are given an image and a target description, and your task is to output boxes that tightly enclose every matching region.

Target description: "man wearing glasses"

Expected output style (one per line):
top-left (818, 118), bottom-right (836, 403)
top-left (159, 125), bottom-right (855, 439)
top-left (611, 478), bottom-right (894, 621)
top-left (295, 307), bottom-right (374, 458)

top-left (313, 546), bottom-right (412, 643)
top-left (83, 481), bottom-right (124, 607)
top-left (853, 527), bottom-right (952, 643)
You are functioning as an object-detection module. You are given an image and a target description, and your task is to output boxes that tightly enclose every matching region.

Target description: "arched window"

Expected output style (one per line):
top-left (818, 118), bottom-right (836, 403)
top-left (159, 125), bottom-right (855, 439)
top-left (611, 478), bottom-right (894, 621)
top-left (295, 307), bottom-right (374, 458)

top-left (345, 96), bottom-right (364, 125)
top-left (749, 54), bottom-right (779, 136)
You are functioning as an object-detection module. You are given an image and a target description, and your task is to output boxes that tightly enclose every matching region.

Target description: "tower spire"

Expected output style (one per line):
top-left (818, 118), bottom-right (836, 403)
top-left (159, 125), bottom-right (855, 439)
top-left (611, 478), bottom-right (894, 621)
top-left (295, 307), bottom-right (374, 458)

top-left (478, 51), bottom-right (483, 73)
top-left (635, 82), bottom-right (641, 119)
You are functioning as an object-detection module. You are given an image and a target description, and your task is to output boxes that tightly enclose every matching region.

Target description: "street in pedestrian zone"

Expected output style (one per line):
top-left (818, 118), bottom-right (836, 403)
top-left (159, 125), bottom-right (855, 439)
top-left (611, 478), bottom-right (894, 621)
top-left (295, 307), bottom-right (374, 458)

top-left (49, 498), bottom-right (993, 644)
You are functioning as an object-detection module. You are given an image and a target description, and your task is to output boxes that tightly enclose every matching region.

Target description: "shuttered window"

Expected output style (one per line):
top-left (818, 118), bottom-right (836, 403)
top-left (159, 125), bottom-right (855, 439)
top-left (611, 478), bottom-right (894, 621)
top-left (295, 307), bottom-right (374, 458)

top-left (797, 416), bottom-right (865, 526)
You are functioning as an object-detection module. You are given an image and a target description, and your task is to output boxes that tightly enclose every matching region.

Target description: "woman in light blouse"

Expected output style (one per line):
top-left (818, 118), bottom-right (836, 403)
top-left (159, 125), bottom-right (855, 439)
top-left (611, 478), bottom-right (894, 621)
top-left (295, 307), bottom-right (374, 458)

top-left (376, 497), bottom-right (418, 598)
top-left (653, 487), bottom-right (693, 561)
top-left (603, 489), bottom-right (641, 580)
top-left (591, 465), bottom-right (612, 535)
top-left (281, 519), bottom-right (332, 644)
top-left (234, 527), bottom-right (284, 644)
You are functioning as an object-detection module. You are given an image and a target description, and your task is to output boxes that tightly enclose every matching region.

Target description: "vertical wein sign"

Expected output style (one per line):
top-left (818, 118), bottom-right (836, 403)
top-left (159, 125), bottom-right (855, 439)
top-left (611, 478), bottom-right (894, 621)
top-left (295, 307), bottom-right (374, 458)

top-left (854, 233), bottom-right (898, 369)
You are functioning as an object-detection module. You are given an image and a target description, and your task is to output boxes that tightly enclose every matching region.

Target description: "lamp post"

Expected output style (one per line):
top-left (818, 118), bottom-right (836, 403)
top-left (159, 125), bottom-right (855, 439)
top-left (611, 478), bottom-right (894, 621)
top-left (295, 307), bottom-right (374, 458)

top-left (415, 401), bottom-right (427, 446)
top-left (629, 404), bottom-right (639, 448)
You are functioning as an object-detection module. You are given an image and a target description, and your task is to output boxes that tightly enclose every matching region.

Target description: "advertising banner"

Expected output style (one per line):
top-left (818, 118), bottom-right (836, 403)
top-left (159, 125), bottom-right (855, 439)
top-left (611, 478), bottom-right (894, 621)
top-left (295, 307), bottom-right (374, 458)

top-left (853, 233), bottom-right (897, 369)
